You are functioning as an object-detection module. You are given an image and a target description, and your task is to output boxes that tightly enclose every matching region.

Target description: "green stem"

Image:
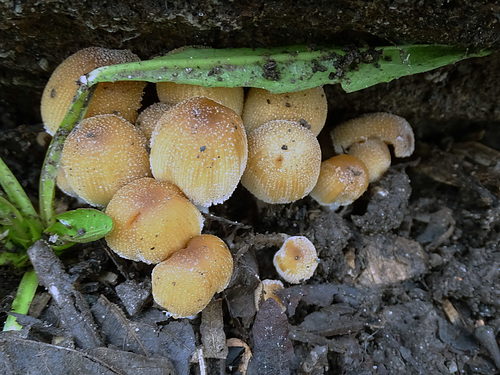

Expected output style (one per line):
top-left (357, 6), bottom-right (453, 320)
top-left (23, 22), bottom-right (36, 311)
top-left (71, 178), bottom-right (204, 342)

top-left (3, 268), bottom-right (38, 331)
top-left (39, 86), bottom-right (94, 227)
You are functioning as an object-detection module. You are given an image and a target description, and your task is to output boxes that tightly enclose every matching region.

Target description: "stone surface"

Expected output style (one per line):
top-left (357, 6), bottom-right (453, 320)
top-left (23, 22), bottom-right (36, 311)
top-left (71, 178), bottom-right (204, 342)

top-left (1, 0), bottom-right (500, 130)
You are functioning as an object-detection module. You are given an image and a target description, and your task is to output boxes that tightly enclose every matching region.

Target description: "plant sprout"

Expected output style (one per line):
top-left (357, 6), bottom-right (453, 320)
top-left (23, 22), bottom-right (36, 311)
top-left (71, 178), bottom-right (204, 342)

top-left (0, 44), bottom-right (489, 331)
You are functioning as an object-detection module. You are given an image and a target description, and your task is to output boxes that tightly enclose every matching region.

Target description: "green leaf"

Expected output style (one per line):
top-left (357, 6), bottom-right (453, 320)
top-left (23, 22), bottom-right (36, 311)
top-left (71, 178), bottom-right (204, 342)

top-left (0, 158), bottom-right (43, 240)
top-left (45, 208), bottom-right (113, 243)
top-left (82, 44), bottom-right (489, 94)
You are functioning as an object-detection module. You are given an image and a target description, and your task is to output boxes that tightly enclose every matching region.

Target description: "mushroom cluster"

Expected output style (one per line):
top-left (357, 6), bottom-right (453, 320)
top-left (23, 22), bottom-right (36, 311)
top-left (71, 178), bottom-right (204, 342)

top-left (43, 47), bottom-right (416, 318)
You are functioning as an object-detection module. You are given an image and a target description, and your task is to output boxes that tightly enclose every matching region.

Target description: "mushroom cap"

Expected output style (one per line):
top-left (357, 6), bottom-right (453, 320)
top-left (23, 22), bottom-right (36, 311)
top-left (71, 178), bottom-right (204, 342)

top-left (61, 114), bottom-right (151, 206)
top-left (254, 279), bottom-right (285, 312)
top-left (310, 154), bottom-right (369, 208)
top-left (135, 102), bottom-right (173, 141)
top-left (330, 112), bottom-right (415, 158)
top-left (41, 47), bottom-right (145, 135)
top-left (55, 163), bottom-right (79, 198)
top-left (151, 234), bottom-right (234, 318)
top-left (241, 120), bottom-right (321, 204)
top-left (150, 96), bottom-right (248, 207)
top-left (241, 87), bottom-right (328, 136)
top-left (273, 236), bottom-right (319, 284)
top-left (157, 82), bottom-right (244, 115)
top-left (105, 177), bottom-right (203, 264)
top-left (347, 139), bottom-right (391, 182)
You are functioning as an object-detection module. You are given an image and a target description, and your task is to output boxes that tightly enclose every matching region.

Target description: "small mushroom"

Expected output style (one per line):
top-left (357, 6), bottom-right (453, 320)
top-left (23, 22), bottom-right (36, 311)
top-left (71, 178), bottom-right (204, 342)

top-left (157, 82), bottom-right (244, 115)
top-left (135, 102), bottom-right (173, 142)
top-left (41, 47), bottom-right (145, 135)
top-left (347, 138), bottom-right (391, 182)
top-left (61, 114), bottom-right (151, 206)
top-left (310, 154), bottom-right (369, 209)
top-left (241, 87), bottom-right (328, 135)
top-left (151, 234), bottom-right (234, 318)
top-left (273, 236), bottom-right (319, 284)
top-left (105, 177), bottom-right (203, 264)
top-left (150, 97), bottom-right (248, 207)
top-left (241, 120), bottom-right (321, 204)
top-left (330, 112), bottom-right (415, 158)
top-left (254, 279), bottom-right (286, 312)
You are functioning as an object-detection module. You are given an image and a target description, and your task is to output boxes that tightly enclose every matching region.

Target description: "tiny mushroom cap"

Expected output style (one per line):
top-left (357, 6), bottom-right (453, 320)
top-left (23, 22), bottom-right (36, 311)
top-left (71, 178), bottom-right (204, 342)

top-left (105, 177), bottom-right (204, 264)
top-left (150, 96), bottom-right (248, 207)
top-left (273, 236), bottom-right (319, 284)
top-left (61, 114), bottom-right (151, 207)
top-left (226, 338), bottom-right (252, 375)
top-left (241, 87), bottom-right (328, 136)
top-left (347, 138), bottom-right (391, 182)
top-left (157, 82), bottom-right (245, 115)
top-left (135, 102), bottom-right (173, 141)
top-left (310, 154), bottom-right (369, 209)
top-left (41, 47), bottom-right (145, 135)
top-left (254, 279), bottom-right (286, 312)
top-left (330, 112), bottom-right (415, 158)
top-left (241, 119), bottom-right (321, 204)
top-left (151, 234), bottom-right (234, 318)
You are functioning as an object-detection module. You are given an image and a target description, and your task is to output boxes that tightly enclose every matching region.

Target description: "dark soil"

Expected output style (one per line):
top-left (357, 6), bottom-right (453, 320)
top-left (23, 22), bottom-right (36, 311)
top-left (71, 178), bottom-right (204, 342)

top-left (1, 60), bottom-right (500, 375)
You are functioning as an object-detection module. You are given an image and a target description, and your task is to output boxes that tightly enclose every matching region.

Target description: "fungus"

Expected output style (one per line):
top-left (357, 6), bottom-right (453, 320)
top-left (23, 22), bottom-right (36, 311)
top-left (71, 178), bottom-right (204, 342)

top-left (105, 177), bottom-right (203, 264)
top-left (254, 279), bottom-right (286, 312)
top-left (151, 234), bottom-right (234, 318)
top-left (241, 87), bottom-right (328, 136)
top-left (241, 120), bottom-right (321, 204)
top-left (56, 163), bottom-right (79, 198)
top-left (226, 338), bottom-right (252, 375)
top-left (150, 97), bottom-right (248, 207)
top-left (61, 114), bottom-right (151, 206)
top-left (41, 47), bottom-right (145, 135)
top-left (347, 138), bottom-right (391, 182)
top-left (330, 112), bottom-right (415, 158)
top-left (135, 102), bottom-right (172, 141)
top-left (157, 82), bottom-right (244, 115)
top-left (310, 154), bottom-right (369, 209)
top-left (273, 236), bottom-right (319, 284)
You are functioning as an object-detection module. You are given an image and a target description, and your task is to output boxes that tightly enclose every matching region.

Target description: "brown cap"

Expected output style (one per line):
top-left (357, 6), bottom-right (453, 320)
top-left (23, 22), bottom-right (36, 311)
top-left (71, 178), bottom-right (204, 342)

top-left (331, 112), bottom-right (415, 158)
top-left (61, 114), bottom-right (151, 206)
top-left (242, 87), bottom-right (327, 136)
top-left (41, 47), bottom-right (145, 135)
top-left (241, 120), bottom-right (321, 203)
top-left (310, 154), bottom-right (369, 208)
top-left (157, 82), bottom-right (244, 115)
top-left (152, 234), bottom-right (234, 318)
top-left (105, 177), bottom-right (203, 264)
top-left (273, 236), bottom-right (319, 284)
top-left (150, 97), bottom-right (248, 207)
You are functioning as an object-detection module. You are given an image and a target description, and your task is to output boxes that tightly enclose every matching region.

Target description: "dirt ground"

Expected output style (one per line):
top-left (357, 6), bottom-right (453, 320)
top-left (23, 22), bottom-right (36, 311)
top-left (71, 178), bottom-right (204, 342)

top-left (0, 55), bottom-right (499, 374)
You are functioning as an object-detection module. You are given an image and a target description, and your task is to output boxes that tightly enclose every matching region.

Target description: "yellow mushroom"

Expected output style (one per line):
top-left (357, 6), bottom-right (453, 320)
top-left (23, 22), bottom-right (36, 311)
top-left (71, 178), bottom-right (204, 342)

top-left (310, 154), bottom-right (369, 209)
top-left (150, 97), bottom-right (248, 207)
top-left (273, 236), bottom-right (319, 284)
top-left (241, 120), bottom-right (321, 204)
top-left (61, 114), bottom-right (151, 206)
top-left (241, 87), bottom-right (328, 136)
top-left (157, 82), bottom-right (244, 115)
top-left (105, 177), bottom-right (203, 264)
top-left (347, 138), bottom-right (391, 182)
top-left (254, 279), bottom-right (286, 312)
top-left (151, 234), bottom-right (234, 318)
top-left (41, 47), bottom-right (145, 135)
top-left (135, 102), bottom-right (172, 142)
top-left (330, 112), bottom-right (415, 158)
